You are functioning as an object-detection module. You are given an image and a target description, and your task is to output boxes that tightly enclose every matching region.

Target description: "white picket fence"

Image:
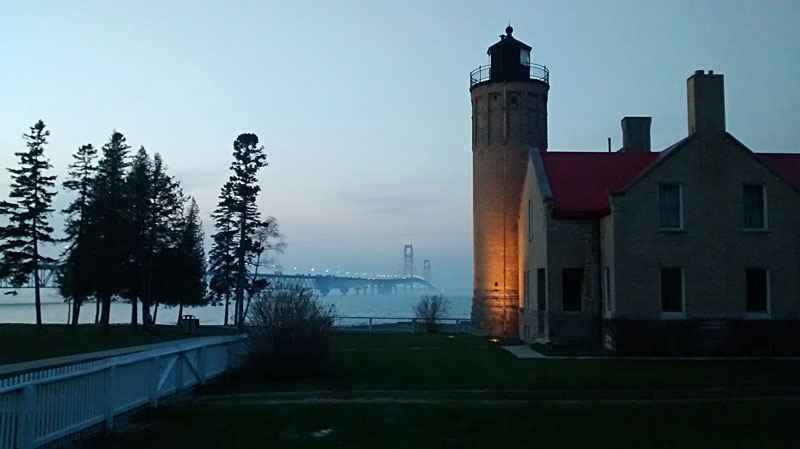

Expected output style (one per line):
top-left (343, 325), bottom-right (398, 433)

top-left (0, 334), bottom-right (247, 449)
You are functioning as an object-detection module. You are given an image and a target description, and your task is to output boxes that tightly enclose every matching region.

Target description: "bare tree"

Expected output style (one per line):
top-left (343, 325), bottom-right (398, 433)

top-left (414, 294), bottom-right (449, 333)
top-left (245, 285), bottom-right (335, 379)
top-left (242, 217), bottom-right (285, 322)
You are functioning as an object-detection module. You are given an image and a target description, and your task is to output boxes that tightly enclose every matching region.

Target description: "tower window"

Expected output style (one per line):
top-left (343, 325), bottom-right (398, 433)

top-left (659, 184), bottom-right (683, 229)
top-left (520, 48), bottom-right (530, 65)
top-left (562, 268), bottom-right (583, 312)
top-left (743, 184), bottom-right (766, 229)
top-left (746, 269), bottom-right (768, 312)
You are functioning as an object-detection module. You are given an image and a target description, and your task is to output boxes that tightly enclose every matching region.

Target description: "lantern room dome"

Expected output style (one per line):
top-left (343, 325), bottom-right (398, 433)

top-left (470, 26), bottom-right (548, 88)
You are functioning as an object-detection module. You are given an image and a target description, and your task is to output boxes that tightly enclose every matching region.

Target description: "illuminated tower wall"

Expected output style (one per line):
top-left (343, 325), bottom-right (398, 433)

top-left (470, 26), bottom-right (549, 337)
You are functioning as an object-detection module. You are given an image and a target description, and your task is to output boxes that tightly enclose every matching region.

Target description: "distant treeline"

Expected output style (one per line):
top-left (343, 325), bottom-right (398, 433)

top-left (0, 120), bottom-right (283, 330)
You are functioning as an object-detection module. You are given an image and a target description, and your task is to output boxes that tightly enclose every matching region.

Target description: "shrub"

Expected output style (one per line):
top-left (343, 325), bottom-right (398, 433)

top-left (244, 285), bottom-right (335, 380)
top-left (414, 294), bottom-right (449, 333)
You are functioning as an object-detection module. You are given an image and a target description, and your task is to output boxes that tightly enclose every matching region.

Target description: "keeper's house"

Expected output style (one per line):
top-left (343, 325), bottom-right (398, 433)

top-left (517, 70), bottom-right (800, 355)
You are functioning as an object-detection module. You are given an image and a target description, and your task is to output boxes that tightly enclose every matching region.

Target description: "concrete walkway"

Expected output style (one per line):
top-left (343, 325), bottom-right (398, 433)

top-left (190, 386), bottom-right (800, 406)
top-left (501, 345), bottom-right (546, 358)
top-left (0, 335), bottom-right (221, 377)
top-left (501, 344), bottom-right (800, 360)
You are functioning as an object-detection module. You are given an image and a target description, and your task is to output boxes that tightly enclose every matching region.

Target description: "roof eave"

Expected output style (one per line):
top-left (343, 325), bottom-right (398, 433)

top-left (529, 147), bottom-right (553, 201)
top-left (726, 133), bottom-right (800, 193)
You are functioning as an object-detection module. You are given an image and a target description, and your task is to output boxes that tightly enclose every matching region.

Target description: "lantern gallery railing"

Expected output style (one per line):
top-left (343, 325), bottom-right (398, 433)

top-left (469, 63), bottom-right (550, 87)
top-left (0, 335), bottom-right (247, 449)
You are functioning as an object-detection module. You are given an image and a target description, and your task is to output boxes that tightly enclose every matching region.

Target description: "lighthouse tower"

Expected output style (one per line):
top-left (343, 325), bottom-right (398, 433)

top-left (470, 26), bottom-right (549, 337)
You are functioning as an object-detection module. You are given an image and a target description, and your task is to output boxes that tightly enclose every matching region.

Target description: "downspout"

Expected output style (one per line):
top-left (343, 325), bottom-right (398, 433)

top-left (596, 219), bottom-right (604, 348)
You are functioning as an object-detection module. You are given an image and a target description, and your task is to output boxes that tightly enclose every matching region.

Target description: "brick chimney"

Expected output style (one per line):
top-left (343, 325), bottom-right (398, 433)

top-left (619, 116), bottom-right (652, 152)
top-left (687, 70), bottom-right (725, 135)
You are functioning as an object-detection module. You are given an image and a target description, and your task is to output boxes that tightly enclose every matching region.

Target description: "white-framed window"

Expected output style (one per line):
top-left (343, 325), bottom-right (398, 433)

top-left (743, 184), bottom-right (767, 230)
top-left (660, 267), bottom-right (684, 313)
top-left (659, 184), bottom-right (683, 229)
top-left (602, 267), bottom-right (612, 313)
top-left (562, 268), bottom-right (583, 312)
top-left (746, 268), bottom-right (769, 313)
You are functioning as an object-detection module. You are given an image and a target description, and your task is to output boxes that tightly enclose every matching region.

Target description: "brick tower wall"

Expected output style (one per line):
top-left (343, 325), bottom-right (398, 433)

top-left (471, 79), bottom-right (549, 337)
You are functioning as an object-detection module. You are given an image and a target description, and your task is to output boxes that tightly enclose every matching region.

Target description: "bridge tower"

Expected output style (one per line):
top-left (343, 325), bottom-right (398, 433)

top-left (470, 26), bottom-right (549, 337)
top-left (403, 244), bottom-right (414, 292)
top-left (423, 259), bottom-right (431, 280)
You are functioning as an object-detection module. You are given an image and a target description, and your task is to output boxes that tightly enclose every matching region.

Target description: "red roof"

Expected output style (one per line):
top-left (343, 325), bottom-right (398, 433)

top-left (542, 151), bottom-right (661, 218)
top-left (756, 154), bottom-right (800, 189)
top-left (540, 150), bottom-right (800, 219)
top-left (541, 151), bottom-right (659, 218)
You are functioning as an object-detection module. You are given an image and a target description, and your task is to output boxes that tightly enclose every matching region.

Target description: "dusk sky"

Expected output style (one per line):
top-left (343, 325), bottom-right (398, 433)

top-left (1, 0), bottom-right (798, 289)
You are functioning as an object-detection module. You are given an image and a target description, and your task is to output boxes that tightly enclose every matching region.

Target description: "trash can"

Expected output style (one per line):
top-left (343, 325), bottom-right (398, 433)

top-left (180, 315), bottom-right (200, 334)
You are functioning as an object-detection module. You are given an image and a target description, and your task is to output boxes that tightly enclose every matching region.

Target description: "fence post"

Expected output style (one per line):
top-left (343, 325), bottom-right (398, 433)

top-left (411, 318), bottom-right (416, 334)
top-left (104, 365), bottom-right (116, 430)
top-left (175, 352), bottom-right (184, 394)
top-left (368, 318), bottom-right (373, 333)
top-left (16, 385), bottom-right (36, 449)
top-left (149, 356), bottom-right (160, 408)
top-left (198, 346), bottom-right (207, 385)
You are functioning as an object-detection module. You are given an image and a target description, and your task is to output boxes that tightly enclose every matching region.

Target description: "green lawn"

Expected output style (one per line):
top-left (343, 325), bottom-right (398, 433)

top-left (0, 324), bottom-right (237, 365)
top-left (94, 333), bottom-right (800, 448)
top-left (215, 333), bottom-right (800, 392)
top-left (98, 402), bottom-right (800, 448)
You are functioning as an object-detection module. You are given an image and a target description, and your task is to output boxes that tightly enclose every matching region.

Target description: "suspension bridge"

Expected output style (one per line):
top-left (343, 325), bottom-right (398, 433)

top-left (0, 245), bottom-right (438, 296)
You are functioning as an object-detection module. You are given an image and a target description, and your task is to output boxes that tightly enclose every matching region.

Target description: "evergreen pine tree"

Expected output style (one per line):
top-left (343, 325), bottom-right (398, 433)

top-left (0, 120), bottom-right (57, 327)
top-left (58, 143), bottom-right (98, 325)
top-left (208, 181), bottom-right (238, 326)
top-left (229, 133), bottom-right (267, 329)
top-left (144, 153), bottom-right (184, 324)
top-left (153, 198), bottom-right (207, 322)
top-left (85, 131), bottom-right (131, 327)
top-left (123, 147), bottom-right (153, 328)
top-left (123, 149), bottom-right (184, 327)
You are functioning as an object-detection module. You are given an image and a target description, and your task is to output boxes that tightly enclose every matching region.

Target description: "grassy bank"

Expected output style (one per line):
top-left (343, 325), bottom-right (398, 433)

top-left (94, 333), bottom-right (800, 448)
top-left (0, 324), bottom-right (236, 365)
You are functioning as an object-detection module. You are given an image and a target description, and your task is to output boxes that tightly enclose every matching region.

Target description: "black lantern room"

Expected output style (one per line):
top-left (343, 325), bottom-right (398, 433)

top-left (488, 26), bottom-right (532, 82)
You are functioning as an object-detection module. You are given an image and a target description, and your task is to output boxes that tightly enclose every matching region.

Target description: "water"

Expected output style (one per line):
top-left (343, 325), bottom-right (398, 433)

top-left (0, 288), bottom-right (472, 325)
